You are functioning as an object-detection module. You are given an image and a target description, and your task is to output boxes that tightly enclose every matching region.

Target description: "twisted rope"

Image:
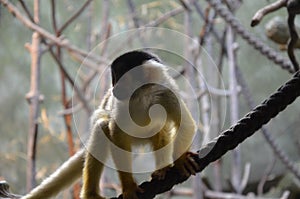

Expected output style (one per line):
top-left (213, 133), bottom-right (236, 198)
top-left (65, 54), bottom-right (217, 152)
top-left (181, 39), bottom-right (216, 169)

top-left (206, 0), bottom-right (294, 74)
top-left (197, 70), bottom-right (300, 170)
top-left (236, 66), bottom-right (300, 180)
top-left (111, 70), bottom-right (300, 199)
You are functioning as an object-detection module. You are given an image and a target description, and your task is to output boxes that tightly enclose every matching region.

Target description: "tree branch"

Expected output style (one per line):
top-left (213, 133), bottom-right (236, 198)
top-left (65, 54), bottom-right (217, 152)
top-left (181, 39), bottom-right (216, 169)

top-left (251, 0), bottom-right (287, 27)
top-left (25, 0), bottom-right (41, 191)
top-left (58, 0), bottom-right (92, 34)
top-left (0, 0), bottom-right (108, 65)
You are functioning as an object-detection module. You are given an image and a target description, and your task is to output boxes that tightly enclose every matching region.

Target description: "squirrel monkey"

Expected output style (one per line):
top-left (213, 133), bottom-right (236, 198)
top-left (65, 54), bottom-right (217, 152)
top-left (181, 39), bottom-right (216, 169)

top-left (81, 51), bottom-right (198, 199)
top-left (22, 50), bottom-right (198, 199)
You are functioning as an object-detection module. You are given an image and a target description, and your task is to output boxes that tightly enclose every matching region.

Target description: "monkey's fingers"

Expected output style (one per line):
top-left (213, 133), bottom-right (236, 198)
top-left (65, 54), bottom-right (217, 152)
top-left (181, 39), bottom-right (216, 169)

top-left (174, 152), bottom-right (200, 177)
top-left (151, 166), bottom-right (171, 180)
top-left (186, 152), bottom-right (200, 174)
top-left (184, 157), bottom-right (197, 176)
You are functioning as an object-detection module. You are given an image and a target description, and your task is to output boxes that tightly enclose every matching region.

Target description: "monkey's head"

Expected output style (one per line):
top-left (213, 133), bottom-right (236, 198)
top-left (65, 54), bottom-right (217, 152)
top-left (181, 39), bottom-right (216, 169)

top-left (111, 50), bottom-right (162, 100)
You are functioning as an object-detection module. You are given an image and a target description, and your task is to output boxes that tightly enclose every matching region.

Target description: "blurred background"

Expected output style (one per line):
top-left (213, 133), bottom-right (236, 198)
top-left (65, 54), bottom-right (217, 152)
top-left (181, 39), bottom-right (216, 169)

top-left (0, 0), bottom-right (299, 198)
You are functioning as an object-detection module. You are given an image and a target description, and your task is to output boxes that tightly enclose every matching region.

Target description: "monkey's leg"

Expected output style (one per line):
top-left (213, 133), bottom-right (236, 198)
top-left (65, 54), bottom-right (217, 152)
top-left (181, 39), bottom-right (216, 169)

top-left (81, 120), bottom-right (109, 199)
top-left (173, 102), bottom-right (200, 177)
top-left (151, 127), bottom-right (174, 180)
top-left (110, 129), bottom-right (143, 199)
top-left (22, 149), bottom-right (84, 199)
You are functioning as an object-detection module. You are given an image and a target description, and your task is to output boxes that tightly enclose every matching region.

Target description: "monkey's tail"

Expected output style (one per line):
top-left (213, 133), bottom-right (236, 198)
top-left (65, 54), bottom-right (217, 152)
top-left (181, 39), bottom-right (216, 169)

top-left (22, 149), bottom-right (85, 199)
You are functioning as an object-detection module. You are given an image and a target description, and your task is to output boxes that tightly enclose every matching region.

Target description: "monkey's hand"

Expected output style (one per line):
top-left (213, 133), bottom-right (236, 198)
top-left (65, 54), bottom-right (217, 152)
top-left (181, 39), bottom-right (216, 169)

top-left (151, 165), bottom-right (172, 180)
top-left (122, 182), bottom-right (144, 199)
top-left (173, 152), bottom-right (199, 178)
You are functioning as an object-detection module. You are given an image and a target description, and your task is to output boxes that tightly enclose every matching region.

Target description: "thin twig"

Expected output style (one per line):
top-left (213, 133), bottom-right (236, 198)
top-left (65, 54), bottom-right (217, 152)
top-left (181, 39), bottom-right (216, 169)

top-left (58, 0), bottom-right (92, 34)
top-left (179, 0), bottom-right (192, 11)
top-left (48, 48), bottom-right (92, 114)
top-left (83, 25), bottom-right (111, 91)
top-left (50, 1), bottom-right (80, 197)
top-left (126, 0), bottom-right (146, 46)
top-left (82, 0), bottom-right (111, 93)
top-left (18, 0), bottom-right (34, 22)
top-left (127, 0), bottom-right (141, 28)
top-left (50, 0), bottom-right (58, 33)
top-left (111, 5), bottom-right (185, 57)
top-left (193, 0), bottom-right (221, 42)
top-left (257, 158), bottom-right (276, 195)
top-left (58, 103), bottom-right (83, 116)
top-left (199, 5), bottom-right (212, 46)
top-left (146, 7), bottom-right (184, 27)
top-left (251, 0), bottom-right (287, 27)
top-left (239, 163), bottom-right (251, 193)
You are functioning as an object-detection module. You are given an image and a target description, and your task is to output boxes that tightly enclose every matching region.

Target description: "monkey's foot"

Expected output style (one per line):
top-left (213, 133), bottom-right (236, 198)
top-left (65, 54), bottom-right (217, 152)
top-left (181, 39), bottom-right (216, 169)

top-left (122, 183), bottom-right (144, 199)
top-left (174, 152), bottom-right (200, 178)
top-left (151, 165), bottom-right (172, 180)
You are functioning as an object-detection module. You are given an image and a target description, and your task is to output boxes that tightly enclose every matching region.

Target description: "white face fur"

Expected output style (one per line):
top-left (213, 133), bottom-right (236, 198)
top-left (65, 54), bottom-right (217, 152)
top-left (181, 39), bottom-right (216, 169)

top-left (110, 59), bottom-right (176, 139)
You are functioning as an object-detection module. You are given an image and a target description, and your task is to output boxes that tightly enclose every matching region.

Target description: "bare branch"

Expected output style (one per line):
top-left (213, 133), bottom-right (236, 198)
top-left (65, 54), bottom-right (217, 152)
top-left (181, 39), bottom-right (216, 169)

top-left (18, 0), bottom-right (34, 22)
top-left (58, 0), bottom-right (92, 34)
top-left (48, 48), bottom-right (92, 114)
top-left (111, 6), bottom-right (185, 57)
top-left (179, 0), bottom-right (192, 11)
top-left (58, 103), bottom-right (83, 116)
top-left (25, 0), bottom-right (41, 191)
top-left (126, 0), bottom-right (141, 28)
top-left (257, 158), bottom-right (276, 195)
top-left (251, 0), bottom-right (287, 27)
top-left (146, 7), bottom-right (184, 27)
top-left (0, 0), bottom-right (109, 65)
top-left (50, 0), bottom-right (58, 33)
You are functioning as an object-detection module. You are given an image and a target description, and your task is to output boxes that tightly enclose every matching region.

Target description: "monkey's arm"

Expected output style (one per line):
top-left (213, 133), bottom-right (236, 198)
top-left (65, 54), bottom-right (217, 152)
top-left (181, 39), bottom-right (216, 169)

top-left (81, 114), bottom-right (110, 199)
top-left (22, 149), bottom-right (84, 199)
